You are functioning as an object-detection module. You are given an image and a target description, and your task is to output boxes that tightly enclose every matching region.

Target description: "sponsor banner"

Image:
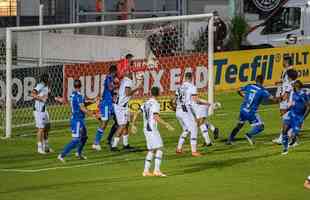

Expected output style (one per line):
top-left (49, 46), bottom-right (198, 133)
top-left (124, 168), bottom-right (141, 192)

top-left (129, 98), bottom-right (174, 113)
top-left (0, 65), bottom-right (63, 107)
top-left (63, 45), bottom-right (310, 102)
top-left (214, 45), bottom-right (310, 91)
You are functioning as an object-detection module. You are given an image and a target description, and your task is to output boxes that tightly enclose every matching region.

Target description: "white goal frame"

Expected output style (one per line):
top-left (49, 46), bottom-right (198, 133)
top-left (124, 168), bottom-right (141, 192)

top-left (5, 13), bottom-right (214, 138)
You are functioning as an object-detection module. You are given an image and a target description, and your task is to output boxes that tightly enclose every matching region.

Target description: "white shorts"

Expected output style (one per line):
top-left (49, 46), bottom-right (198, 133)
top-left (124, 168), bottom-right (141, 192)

top-left (33, 111), bottom-right (49, 129)
top-left (144, 130), bottom-right (163, 150)
top-left (280, 100), bottom-right (289, 110)
top-left (176, 108), bottom-right (198, 139)
top-left (114, 104), bottom-right (129, 126)
top-left (192, 104), bottom-right (208, 119)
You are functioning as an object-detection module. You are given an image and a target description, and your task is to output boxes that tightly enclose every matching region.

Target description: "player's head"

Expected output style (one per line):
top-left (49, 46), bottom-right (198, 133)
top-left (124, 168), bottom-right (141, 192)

top-left (109, 64), bottom-right (117, 76)
top-left (255, 75), bottom-right (264, 85)
top-left (283, 55), bottom-right (293, 68)
top-left (40, 73), bottom-right (49, 85)
top-left (287, 69), bottom-right (298, 81)
top-left (184, 72), bottom-right (193, 82)
top-left (126, 53), bottom-right (134, 61)
top-left (151, 86), bottom-right (160, 97)
top-left (293, 80), bottom-right (303, 92)
top-left (73, 79), bottom-right (82, 91)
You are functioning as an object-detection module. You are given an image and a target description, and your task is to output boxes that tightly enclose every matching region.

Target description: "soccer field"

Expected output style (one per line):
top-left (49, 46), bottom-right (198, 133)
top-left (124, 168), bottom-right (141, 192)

top-left (0, 92), bottom-right (309, 200)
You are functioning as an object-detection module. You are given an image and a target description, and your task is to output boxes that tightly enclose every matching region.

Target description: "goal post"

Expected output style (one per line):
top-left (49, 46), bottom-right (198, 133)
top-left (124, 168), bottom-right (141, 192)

top-left (4, 13), bottom-right (215, 138)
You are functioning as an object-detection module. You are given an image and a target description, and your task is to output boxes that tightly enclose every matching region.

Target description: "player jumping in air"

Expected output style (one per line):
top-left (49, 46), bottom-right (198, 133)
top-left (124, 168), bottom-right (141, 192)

top-left (92, 65), bottom-right (117, 151)
top-left (110, 72), bottom-right (142, 151)
top-left (131, 87), bottom-right (174, 177)
top-left (57, 80), bottom-right (95, 162)
top-left (175, 72), bottom-right (210, 157)
top-left (32, 74), bottom-right (53, 154)
top-left (281, 80), bottom-right (310, 155)
top-left (226, 75), bottom-right (277, 145)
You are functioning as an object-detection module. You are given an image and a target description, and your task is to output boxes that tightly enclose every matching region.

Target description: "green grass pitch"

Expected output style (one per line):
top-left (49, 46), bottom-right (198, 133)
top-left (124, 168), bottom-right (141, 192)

top-left (0, 92), bottom-right (310, 200)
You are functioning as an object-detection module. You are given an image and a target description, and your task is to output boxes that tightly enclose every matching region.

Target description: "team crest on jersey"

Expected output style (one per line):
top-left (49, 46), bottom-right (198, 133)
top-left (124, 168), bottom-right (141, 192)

top-left (252, 0), bottom-right (281, 12)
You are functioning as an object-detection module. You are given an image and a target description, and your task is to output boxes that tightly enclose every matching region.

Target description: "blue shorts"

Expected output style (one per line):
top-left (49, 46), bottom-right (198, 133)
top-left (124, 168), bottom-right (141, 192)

top-left (99, 102), bottom-right (114, 121)
top-left (239, 110), bottom-right (263, 126)
top-left (283, 111), bottom-right (304, 135)
top-left (71, 119), bottom-right (87, 138)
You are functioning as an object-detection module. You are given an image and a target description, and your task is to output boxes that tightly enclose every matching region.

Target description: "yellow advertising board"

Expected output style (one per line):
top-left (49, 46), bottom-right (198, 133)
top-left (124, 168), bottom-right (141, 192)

top-left (214, 45), bottom-right (310, 91)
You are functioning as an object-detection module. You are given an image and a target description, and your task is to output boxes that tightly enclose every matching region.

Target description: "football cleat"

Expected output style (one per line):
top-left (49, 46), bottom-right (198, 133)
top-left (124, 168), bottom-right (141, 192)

top-left (92, 144), bottom-right (102, 151)
top-left (272, 138), bottom-right (282, 145)
top-left (142, 171), bottom-right (154, 177)
top-left (281, 149), bottom-right (289, 155)
top-left (57, 154), bottom-right (66, 163)
top-left (75, 152), bottom-right (87, 160)
top-left (191, 152), bottom-right (202, 157)
top-left (176, 148), bottom-right (183, 155)
top-left (38, 149), bottom-right (46, 155)
top-left (245, 134), bottom-right (254, 146)
top-left (153, 171), bottom-right (167, 177)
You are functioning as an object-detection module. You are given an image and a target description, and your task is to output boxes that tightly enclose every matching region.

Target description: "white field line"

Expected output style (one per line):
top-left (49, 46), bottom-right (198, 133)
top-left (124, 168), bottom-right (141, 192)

top-left (0, 157), bottom-right (143, 173)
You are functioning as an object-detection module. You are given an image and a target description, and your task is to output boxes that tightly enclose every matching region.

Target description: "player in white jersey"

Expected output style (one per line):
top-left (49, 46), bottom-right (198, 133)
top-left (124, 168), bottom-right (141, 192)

top-left (131, 87), bottom-right (174, 177)
top-left (174, 72), bottom-right (209, 157)
top-left (111, 72), bottom-right (142, 151)
top-left (31, 74), bottom-right (52, 154)
top-left (272, 67), bottom-right (298, 145)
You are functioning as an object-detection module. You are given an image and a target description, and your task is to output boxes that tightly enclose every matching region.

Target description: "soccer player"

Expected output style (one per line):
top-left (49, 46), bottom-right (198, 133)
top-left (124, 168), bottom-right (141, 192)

top-left (92, 65), bottom-right (117, 151)
top-left (272, 56), bottom-right (294, 144)
top-left (31, 73), bottom-right (52, 154)
top-left (57, 80), bottom-right (94, 162)
top-left (193, 103), bottom-right (220, 147)
top-left (175, 72), bottom-right (209, 157)
top-left (131, 87), bottom-right (174, 177)
top-left (281, 80), bottom-right (310, 155)
top-left (226, 75), bottom-right (276, 145)
top-left (110, 72), bottom-right (142, 151)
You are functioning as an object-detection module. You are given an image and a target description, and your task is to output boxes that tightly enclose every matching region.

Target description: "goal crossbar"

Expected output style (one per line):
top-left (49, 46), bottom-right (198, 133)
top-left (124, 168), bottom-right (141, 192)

top-left (5, 13), bottom-right (214, 138)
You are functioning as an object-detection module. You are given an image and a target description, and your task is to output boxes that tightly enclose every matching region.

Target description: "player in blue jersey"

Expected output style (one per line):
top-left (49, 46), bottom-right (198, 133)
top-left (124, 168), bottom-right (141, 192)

top-left (281, 80), bottom-right (310, 155)
top-left (92, 65), bottom-right (117, 151)
top-left (57, 80), bottom-right (94, 162)
top-left (226, 75), bottom-right (277, 145)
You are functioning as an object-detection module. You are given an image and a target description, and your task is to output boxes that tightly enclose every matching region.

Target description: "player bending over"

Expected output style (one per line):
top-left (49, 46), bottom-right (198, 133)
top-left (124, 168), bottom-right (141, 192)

top-left (281, 80), bottom-right (310, 155)
top-left (272, 56), bottom-right (295, 144)
top-left (175, 72), bottom-right (209, 156)
top-left (110, 72), bottom-right (142, 151)
top-left (92, 65), bottom-right (117, 151)
top-left (131, 87), bottom-right (174, 177)
top-left (226, 75), bottom-right (277, 145)
top-left (57, 80), bottom-right (95, 162)
top-left (31, 74), bottom-right (53, 154)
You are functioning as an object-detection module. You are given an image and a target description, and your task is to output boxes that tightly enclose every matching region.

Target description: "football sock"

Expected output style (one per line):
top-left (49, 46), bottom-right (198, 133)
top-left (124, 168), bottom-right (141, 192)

top-left (209, 123), bottom-right (216, 132)
top-left (61, 138), bottom-right (80, 157)
top-left (248, 125), bottom-right (264, 138)
top-left (190, 138), bottom-right (197, 153)
top-left (107, 123), bottom-right (118, 144)
top-left (123, 135), bottom-right (129, 146)
top-left (144, 151), bottom-right (154, 172)
top-left (37, 142), bottom-right (43, 152)
top-left (94, 128), bottom-right (104, 145)
top-left (154, 150), bottom-right (163, 172)
top-left (282, 133), bottom-right (289, 151)
top-left (228, 124), bottom-right (243, 141)
top-left (177, 131), bottom-right (188, 150)
top-left (77, 136), bottom-right (88, 156)
top-left (200, 124), bottom-right (211, 144)
top-left (44, 139), bottom-right (49, 151)
top-left (112, 137), bottom-right (120, 148)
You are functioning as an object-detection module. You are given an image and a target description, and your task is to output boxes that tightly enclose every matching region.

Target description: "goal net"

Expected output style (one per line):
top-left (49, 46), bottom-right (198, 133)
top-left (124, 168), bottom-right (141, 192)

top-left (2, 13), bottom-right (214, 138)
